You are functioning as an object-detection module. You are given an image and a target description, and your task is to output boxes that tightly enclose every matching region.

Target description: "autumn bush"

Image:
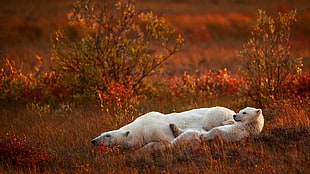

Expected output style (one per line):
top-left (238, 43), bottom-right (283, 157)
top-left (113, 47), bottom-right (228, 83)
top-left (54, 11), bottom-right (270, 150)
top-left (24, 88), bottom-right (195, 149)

top-left (97, 81), bottom-right (139, 127)
top-left (1, 0), bottom-right (183, 114)
top-left (0, 58), bottom-right (27, 104)
top-left (166, 69), bottom-right (240, 100)
top-left (52, 0), bottom-right (183, 103)
top-left (0, 58), bottom-right (69, 106)
top-left (0, 127), bottom-right (54, 171)
top-left (290, 75), bottom-right (310, 105)
top-left (240, 9), bottom-right (303, 108)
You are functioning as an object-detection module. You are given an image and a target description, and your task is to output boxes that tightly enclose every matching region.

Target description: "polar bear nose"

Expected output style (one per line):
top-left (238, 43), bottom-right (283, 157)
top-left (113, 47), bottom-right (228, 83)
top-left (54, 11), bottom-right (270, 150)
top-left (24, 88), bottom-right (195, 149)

top-left (91, 139), bottom-right (97, 145)
top-left (233, 114), bottom-right (236, 118)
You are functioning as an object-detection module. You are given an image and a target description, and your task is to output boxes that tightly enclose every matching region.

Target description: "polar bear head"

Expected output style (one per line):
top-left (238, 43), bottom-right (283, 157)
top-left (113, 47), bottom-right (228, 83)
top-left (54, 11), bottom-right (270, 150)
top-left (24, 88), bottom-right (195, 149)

top-left (233, 107), bottom-right (262, 123)
top-left (233, 107), bottom-right (264, 136)
top-left (91, 129), bottom-right (133, 148)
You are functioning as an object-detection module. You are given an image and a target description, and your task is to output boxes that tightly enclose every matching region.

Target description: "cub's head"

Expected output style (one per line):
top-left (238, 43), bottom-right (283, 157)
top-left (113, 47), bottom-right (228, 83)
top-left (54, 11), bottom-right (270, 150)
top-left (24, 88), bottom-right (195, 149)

top-left (91, 130), bottom-right (132, 148)
top-left (233, 107), bottom-right (262, 123)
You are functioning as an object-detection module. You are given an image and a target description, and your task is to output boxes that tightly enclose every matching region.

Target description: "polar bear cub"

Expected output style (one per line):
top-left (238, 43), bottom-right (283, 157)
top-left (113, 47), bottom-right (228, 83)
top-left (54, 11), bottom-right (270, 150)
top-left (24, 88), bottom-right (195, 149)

top-left (91, 107), bottom-right (235, 149)
top-left (171, 107), bottom-right (264, 144)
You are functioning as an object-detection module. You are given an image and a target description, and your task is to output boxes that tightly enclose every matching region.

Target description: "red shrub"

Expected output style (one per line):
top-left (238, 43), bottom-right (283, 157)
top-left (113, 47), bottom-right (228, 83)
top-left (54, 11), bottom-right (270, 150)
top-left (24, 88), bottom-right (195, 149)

top-left (167, 69), bottom-right (240, 99)
top-left (291, 74), bottom-right (310, 104)
top-left (0, 127), bottom-right (54, 170)
top-left (97, 80), bottom-right (139, 127)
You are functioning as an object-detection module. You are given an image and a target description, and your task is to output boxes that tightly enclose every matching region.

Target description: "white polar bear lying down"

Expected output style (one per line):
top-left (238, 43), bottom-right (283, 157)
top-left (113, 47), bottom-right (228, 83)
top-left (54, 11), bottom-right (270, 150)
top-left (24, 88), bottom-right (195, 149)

top-left (170, 107), bottom-right (264, 144)
top-left (91, 107), bottom-right (235, 149)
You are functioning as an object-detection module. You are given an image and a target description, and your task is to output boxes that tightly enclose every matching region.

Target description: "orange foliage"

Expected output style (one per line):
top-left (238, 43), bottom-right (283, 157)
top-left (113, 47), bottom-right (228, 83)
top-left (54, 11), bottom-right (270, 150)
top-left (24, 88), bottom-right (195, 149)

top-left (290, 75), bottom-right (310, 104)
top-left (0, 127), bottom-right (54, 170)
top-left (167, 69), bottom-right (240, 99)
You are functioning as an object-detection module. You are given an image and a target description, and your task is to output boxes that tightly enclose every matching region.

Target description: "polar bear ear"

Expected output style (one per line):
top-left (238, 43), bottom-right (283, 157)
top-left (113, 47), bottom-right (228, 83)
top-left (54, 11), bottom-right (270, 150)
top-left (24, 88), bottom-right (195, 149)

top-left (123, 130), bottom-right (131, 137)
top-left (256, 109), bottom-right (262, 114)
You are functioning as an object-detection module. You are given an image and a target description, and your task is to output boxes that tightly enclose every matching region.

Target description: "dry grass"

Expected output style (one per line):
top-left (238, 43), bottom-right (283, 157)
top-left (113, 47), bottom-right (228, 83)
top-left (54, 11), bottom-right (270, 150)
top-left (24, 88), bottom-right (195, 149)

top-left (0, 101), bottom-right (309, 173)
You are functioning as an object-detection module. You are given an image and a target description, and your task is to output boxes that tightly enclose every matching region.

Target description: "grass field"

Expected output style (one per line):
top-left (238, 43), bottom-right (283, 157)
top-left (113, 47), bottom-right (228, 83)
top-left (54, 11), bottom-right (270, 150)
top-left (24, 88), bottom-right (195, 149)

top-left (1, 0), bottom-right (310, 173)
top-left (1, 100), bottom-right (309, 173)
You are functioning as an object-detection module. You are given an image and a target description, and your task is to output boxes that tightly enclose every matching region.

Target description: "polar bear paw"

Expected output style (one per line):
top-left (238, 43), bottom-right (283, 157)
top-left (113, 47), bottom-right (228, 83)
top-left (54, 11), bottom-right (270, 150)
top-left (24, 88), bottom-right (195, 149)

top-left (169, 123), bottom-right (183, 137)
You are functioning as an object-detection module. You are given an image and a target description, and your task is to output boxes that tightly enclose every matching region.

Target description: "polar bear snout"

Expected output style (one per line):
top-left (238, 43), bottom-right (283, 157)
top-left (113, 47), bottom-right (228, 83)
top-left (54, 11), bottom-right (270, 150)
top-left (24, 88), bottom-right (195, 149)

top-left (233, 114), bottom-right (242, 122)
top-left (233, 114), bottom-right (238, 120)
top-left (91, 138), bottom-right (101, 146)
top-left (91, 136), bottom-right (105, 146)
top-left (91, 139), bottom-right (97, 145)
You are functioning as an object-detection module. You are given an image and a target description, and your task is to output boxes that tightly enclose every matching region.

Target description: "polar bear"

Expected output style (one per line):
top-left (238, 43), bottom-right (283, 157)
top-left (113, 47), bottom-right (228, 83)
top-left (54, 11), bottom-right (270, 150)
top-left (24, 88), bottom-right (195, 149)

top-left (91, 107), bottom-right (235, 149)
top-left (171, 107), bottom-right (264, 144)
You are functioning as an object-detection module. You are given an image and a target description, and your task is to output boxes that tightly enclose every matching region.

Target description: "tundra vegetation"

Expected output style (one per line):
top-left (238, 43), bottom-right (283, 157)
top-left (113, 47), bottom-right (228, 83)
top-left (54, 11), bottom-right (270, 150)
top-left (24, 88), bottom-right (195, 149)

top-left (1, 0), bottom-right (309, 173)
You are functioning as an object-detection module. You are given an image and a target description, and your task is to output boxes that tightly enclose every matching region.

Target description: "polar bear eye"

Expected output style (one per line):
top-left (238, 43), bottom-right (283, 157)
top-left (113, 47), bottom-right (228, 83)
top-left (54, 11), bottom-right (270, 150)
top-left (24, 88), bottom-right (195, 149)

top-left (105, 134), bottom-right (111, 138)
top-left (242, 112), bottom-right (247, 114)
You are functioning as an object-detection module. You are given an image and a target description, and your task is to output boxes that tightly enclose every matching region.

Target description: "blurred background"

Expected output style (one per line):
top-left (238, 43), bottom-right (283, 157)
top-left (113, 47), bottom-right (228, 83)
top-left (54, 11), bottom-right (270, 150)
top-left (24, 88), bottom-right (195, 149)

top-left (1, 0), bottom-right (309, 74)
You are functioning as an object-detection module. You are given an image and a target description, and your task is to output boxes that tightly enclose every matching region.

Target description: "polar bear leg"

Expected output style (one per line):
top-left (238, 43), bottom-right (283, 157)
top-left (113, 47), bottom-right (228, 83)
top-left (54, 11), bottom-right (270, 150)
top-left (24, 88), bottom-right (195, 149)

top-left (201, 128), bottom-right (220, 141)
top-left (170, 120), bottom-right (235, 138)
top-left (169, 123), bottom-right (184, 137)
top-left (171, 130), bottom-right (202, 146)
top-left (221, 120), bottom-right (236, 125)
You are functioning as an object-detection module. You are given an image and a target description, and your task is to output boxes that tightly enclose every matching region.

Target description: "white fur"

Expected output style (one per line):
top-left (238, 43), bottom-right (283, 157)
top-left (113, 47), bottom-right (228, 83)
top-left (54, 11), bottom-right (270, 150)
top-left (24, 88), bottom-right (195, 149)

top-left (172, 107), bottom-right (264, 144)
top-left (91, 107), bottom-right (235, 149)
